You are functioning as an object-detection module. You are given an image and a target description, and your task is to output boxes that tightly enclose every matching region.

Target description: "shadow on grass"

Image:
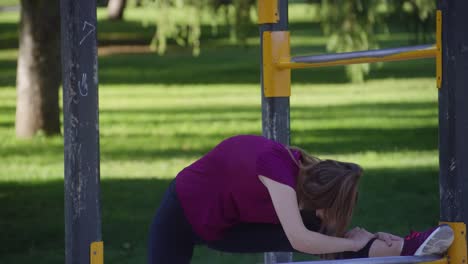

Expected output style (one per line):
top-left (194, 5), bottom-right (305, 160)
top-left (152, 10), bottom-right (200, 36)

top-left (294, 126), bottom-right (437, 154)
top-left (0, 105), bottom-right (15, 113)
top-left (0, 178), bottom-right (171, 263)
top-left (0, 22), bottom-right (18, 50)
top-left (96, 50), bottom-right (434, 85)
top-left (0, 101), bottom-right (437, 160)
top-left (0, 121), bottom-right (13, 128)
top-left (94, 123), bottom-right (437, 162)
top-left (0, 47), bottom-right (435, 87)
top-left (0, 59), bottom-right (16, 87)
top-left (97, 101), bottom-right (435, 128)
top-left (0, 165), bottom-right (439, 263)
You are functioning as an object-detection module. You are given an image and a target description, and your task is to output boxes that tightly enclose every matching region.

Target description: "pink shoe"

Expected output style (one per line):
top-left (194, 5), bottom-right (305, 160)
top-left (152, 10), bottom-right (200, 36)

top-left (401, 224), bottom-right (454, 256)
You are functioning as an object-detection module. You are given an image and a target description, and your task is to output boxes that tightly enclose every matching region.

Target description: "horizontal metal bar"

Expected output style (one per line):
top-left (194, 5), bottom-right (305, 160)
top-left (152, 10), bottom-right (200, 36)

top-left (282, 255), bottom-right (447, 264)
top-left (278, 44), bottom-right (436, 69)
top-left (292, 44), bottom-right (435, 63)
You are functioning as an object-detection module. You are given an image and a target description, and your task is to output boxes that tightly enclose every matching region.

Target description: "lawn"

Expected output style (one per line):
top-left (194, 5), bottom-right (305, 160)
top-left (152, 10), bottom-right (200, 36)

top-left (0, 4), bottom-right (439, 264)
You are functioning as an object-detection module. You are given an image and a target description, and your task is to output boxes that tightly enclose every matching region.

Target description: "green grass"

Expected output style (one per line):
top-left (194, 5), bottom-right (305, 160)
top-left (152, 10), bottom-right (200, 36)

top-left (0, 0), bottom-right (17, 6)
top-left (0, 5), bottom-right (440, 264)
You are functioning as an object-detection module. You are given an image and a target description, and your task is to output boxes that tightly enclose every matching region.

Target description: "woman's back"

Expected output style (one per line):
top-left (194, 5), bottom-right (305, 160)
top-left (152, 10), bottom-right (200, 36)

top-left (175, 135), bottom-right (301, 240)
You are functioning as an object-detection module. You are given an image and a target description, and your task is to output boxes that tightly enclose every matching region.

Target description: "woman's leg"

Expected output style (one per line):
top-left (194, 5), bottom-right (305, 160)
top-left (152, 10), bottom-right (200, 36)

top-left (204, 222), bottom-right (295, 253)
top-left (202, 210), bottom-right (385, 256)
top-left (341, 230), bottom-right (403, 259)
top-left (148, 180), bottom-right (196, 264)
top-left (345, 224), bottom-right (454, 258)
top-left (369, 238), bottom-right (403, 257)
top-left (202, 210), bottom-right (321, 253)
top-left (201, 211), bottom-right (452, 259)
top-left (203, 224), bottom-right (389, 258)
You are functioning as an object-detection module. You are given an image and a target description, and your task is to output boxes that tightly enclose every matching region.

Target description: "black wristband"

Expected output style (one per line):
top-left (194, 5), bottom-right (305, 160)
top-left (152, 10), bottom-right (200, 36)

top-left (341, 237), bottom-right (378, 259)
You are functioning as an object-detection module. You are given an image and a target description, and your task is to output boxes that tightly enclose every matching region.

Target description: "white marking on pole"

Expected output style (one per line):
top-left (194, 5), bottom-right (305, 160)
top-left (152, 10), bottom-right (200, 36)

top-left (78, 73), bottom-right (89, 96)
top-left (79, 21), bottom-right (96, 46)
top-left (450, 158), bottom-right (456, 172)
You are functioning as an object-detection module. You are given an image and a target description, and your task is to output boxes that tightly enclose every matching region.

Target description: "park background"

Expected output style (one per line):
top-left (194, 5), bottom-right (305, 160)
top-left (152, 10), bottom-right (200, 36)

top-left (0, 0), bottom-right (440, 263)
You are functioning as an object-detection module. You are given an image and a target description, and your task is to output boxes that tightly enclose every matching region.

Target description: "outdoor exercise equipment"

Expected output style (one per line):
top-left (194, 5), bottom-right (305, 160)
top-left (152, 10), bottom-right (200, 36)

top-left (57, 0), bottom-right (468, 263)
top-left (259, 0), bottom-right (468, 263)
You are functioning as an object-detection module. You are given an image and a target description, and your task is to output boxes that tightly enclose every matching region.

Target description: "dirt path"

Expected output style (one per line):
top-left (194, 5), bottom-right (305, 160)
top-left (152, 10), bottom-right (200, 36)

top-left (0, 5), bottom-right (20, 12)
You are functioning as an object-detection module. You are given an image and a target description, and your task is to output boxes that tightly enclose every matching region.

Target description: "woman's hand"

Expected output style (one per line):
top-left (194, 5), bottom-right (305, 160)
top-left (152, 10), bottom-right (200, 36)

top-left (345, 227), bottom-right (376, 251)
top-left (375, 232), bottom-right (403, 247)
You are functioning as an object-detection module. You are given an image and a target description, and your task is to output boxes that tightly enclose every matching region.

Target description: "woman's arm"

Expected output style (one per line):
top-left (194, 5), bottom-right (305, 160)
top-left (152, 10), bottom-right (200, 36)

top-left (259, 175), bottom-right (371, 254)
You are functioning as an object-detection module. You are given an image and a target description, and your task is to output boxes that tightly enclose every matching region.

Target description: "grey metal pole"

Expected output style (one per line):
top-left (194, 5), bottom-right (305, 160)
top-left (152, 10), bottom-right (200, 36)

top-left (260, 0), bottom-right (292, 262)
top-left (282, 255), bottom-right (443, 264)
top-left (291, 44), bottom-right (435, 64)
top-left (438, 0), bottom-right (468, 255)
top-left (60, 0), bottom-right (102, 263)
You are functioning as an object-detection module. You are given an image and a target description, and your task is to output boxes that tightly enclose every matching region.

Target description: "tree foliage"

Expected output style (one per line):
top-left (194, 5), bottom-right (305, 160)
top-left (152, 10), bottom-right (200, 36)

top-left (142, 0), bottom-right (255, 56)
top-left (142, 0), bottom-right (203, 56)
top-left (397, 0), bottom-right (436, 43)
top-left (138, 0), bottom-right (435, 72)
top-left (320, 0), bottom-right (436, 82)
top-left (320, 0), bottom-right (388, 82)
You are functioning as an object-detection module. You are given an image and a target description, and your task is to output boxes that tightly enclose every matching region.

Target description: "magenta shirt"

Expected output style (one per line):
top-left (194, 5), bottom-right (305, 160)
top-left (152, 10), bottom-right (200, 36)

top-left (175, 135), bottom-right (301, 241)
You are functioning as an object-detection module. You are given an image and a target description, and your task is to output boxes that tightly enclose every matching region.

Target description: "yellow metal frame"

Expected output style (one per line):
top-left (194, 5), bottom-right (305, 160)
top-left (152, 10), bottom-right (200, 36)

top-left (436, 10), bottom-right (442, 89)
top-left (90, 241), bottom-right (104, 264)
top-left (277, 47), bottom-right (437, 69)
top-left (258, 0), bottom-right (279, 24)
top-left (259, 4), bottom-right (442, 95)
top-left (440, 222), bottom-right (467, 264)
top-left (262, 31), bottom-right (291, 97)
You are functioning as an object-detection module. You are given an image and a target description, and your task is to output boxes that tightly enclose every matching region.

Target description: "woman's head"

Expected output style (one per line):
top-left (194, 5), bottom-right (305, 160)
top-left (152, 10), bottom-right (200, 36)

top-left (287, 147), bottom-right (363, 238)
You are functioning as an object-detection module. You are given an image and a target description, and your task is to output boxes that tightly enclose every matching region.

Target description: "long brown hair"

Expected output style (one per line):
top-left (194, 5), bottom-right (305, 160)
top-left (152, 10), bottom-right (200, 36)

top-left (286, 147), bottom-right (363, 239)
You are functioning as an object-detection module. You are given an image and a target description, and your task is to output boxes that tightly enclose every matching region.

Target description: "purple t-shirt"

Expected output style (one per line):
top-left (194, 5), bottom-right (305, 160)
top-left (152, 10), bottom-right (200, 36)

top-left (175, 135), bottom-right (301, 241)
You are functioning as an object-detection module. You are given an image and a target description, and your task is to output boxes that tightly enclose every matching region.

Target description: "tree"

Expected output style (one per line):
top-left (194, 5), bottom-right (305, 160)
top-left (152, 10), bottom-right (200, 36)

top-left (232, 0), bottom-right (255, 46)
top-left (321, 0), bottom-right (387, 82)
top-left (320, 0), bottom-right (436, 82)
top-left (396, 0), bottom-right (436, 43)
top-left (108, 0), bottom-right (127, 20)
top-left (16, 0), bottom-right (61, 138)
top-left (142, 0), bottom-right (255, 56)
top-left (147, 0), bottom-right (206, 56)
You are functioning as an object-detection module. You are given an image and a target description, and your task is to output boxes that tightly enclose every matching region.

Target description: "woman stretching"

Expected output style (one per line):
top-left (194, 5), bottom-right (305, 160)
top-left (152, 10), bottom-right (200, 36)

top-left (148, 135), bottom-right (454, 263)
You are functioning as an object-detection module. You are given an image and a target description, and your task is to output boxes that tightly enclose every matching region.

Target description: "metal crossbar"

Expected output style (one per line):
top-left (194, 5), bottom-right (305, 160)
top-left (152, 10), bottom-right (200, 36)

top-left (283, 255), bottom-right (446, 264)
top-left (278, 44), bottom-right (436, 69)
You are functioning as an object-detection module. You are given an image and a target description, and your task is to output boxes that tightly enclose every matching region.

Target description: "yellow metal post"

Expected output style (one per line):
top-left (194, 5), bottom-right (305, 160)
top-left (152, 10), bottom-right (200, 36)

top-left (90, 241), bottom-right (104, 264)
top-left (258, 0), bottom-right (279, 24)
top-left (440, 222), bottom-right (467, 264)
top-left (262, 31), bottom-right (291, 97)
top-left (436, 10), bottom-right (442, 89)
top-left (259, 0), bottom-right (292, 262)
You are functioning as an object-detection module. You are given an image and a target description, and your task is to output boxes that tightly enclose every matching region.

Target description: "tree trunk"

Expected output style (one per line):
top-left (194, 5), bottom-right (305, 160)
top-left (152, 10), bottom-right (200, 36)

top-left (16, 0), bottom-right (61, 138)
top-left (107, 0), bottom-right (127, 20)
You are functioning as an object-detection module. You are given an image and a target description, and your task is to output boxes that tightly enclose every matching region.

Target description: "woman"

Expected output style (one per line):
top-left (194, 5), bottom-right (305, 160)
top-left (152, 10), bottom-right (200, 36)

top-left (148, 135), bottom-right (454, 263)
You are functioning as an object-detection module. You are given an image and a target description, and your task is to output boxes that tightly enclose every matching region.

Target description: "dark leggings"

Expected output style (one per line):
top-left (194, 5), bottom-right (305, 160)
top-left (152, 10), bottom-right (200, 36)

top-left (148, 180), bottom-right (376, 264)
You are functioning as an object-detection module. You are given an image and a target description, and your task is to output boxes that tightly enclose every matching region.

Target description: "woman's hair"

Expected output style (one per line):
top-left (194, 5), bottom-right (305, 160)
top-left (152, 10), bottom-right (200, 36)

top-left (286, 146), bottom-right (363, 239)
